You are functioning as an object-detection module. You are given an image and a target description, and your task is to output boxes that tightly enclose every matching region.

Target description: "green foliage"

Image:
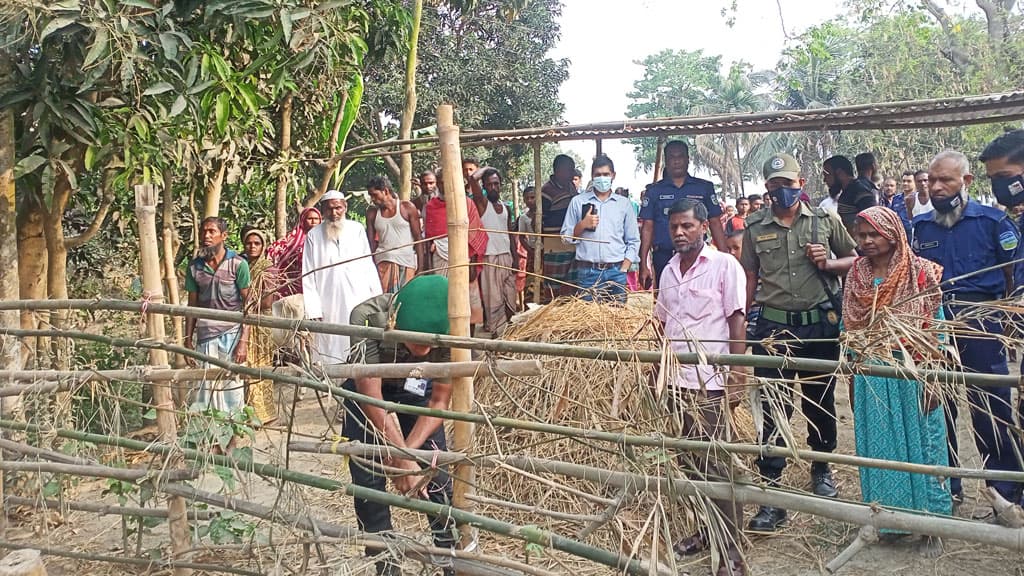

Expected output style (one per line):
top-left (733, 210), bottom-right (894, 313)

top-left (626, 3), bottom-right (1024, 198)
top-left (197, 510), bottom-right (258, 545)
top-left (72, 340), bottom-right (148, 433)
top-left (354, 0), bottom-right (568, 185)
top-left (182, 405), bottom-right (258, 453)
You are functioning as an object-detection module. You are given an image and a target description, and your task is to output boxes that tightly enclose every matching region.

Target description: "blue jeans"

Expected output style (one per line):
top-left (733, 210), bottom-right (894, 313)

top-left (575, 265), bottom-right (627, 303)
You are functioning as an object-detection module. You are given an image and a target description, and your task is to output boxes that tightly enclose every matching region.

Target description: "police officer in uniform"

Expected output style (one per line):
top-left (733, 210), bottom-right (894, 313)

top-left (913, 149), bottom-right (1023, 507)
top-left (639, 140), bottom-right (727, 288)
top-left (741, 153), bottom-right (858, 532)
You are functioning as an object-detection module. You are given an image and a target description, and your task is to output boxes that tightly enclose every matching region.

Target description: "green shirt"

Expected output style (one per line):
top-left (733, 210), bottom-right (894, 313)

top-left (348, 293), bottom-right (450, 389)
top-left (740, 203), bottom-right (856, 312)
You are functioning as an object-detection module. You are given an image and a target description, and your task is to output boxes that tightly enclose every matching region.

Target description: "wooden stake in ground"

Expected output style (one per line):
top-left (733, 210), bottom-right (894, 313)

top-left (134, 184), bottom-right (192, 576)
top-left (437, 104), bottom-right (476, 551)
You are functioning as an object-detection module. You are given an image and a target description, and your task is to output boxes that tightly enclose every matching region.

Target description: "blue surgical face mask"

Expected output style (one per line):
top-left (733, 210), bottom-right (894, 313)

top-left (991, 174), bottom-right (1024, 208)
top-left (592, 175), bottom-right (613, 193)
top-left (932, 191), bottom-right (964, 213)
top-left (770, 186), bottom-right (802, 209)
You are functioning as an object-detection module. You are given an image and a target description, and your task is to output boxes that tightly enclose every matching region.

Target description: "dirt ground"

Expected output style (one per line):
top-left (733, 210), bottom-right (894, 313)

top-left (7, 372), bottom-right (1024, 576)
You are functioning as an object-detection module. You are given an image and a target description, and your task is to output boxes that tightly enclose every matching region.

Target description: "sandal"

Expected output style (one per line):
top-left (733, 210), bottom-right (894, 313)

top-left (673, 533), bottom-right (707, 557)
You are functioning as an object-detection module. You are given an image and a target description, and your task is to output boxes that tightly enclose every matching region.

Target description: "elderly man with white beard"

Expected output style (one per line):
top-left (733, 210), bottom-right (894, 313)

top-left (912, 150), bottom-right (1024, 511)
top-left (303, 190), bottom-right (383, 367)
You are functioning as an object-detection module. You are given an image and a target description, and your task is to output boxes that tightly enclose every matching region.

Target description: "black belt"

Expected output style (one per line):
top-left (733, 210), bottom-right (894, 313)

top-left (760, 305), bottom-right (822, 327)
top-left (943, 291), bottom-right (1000, 304)
top-left (576, 260), bottom-right (622, 271)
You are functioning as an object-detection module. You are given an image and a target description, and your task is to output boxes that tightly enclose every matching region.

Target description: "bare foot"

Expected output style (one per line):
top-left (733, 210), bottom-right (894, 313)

top-left (918, 536), bottom-right (943, 559)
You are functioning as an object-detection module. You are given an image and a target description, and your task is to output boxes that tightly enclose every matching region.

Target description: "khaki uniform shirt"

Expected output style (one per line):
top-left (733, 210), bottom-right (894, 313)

top-left (740, 203), bottom-right (856, 312)
top-left (348, 294), bottom-right (450, 389)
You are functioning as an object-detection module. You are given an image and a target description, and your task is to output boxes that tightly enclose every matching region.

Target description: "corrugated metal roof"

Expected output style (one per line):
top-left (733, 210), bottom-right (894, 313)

top-left (339, 91), bottom-right (1024, 159)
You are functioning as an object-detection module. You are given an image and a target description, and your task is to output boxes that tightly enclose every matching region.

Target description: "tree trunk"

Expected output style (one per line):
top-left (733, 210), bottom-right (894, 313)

top-left (397, 0), bottom-right (424, 202)
top-left (161, 169), bottom-right (185, 372)
top-left (202, 159), bottom-right (227, 219)
top-left (41, 179), bottom-right (70, 372)
top-left (16, 198), bottom-right (46, 369)
top-left (274, 93), bottom-right (294, 239)
top-left (0, 82), bottom-right (20, 539)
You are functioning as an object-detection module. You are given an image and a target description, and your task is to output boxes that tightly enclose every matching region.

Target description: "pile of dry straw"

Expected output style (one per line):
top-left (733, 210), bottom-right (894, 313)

top-left (474, 294), bottom-right (756, 575)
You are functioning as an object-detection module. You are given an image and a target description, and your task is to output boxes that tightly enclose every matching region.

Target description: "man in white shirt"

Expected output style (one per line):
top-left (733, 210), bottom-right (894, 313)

top-left (302, 190), bottom-right (382, 365)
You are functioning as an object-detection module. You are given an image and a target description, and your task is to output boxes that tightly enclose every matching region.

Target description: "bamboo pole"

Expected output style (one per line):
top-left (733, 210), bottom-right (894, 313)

top-left (134, 185), bottom-right (192, 576)
top-left (3, 326), bottom-right (1024, 485)
top-left (0, 82), bottom-right (19, 540)
top-left (531, 143), bottom-right (543, 304)
top-left (0, 359), bottom-right (542, 388)
top-left (0, 419), bottom-right (664, 576)
top-left (4, 299), bottom-right (1015, 388)
top-left (3, 325), bottom-right (1024, 485)
top-left (0, 461), bottom-right (196, 482)
top-left (159, 484), bottom-right (556, 576)
top-left (7, 416), bottom-right (1023, 566)
top-left (0, 542), bottom-right (259, 576)
top-left (437, 103), bottom-right (477, 553)
top-left (5, 496), bottom-right (213, 521)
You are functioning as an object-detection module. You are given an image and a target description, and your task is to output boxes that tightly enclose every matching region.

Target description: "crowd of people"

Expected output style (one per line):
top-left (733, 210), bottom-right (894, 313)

top-left (178, 130), bottom-right (1024, 576)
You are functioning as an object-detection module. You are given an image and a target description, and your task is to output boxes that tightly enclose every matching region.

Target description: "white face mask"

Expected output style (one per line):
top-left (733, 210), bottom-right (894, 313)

top-left (592, 175), bottom-right (613, 193)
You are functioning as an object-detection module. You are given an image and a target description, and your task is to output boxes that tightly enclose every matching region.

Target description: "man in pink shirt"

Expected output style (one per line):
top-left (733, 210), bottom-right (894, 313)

top-left (654, 198), bottom-right (747, 576)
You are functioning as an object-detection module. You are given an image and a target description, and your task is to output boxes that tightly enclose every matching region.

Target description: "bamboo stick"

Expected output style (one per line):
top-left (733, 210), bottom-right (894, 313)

top-left (0, 359), bottom-right (542, 389)
top-left (438, 103), bottom-right (477, 554)
top-left (2, 299), bottom-right (1018, 388)
top-left (532, 142), bottom-right (544, 304)
top-left (2, 321), bottom-right (1024, 485)
top-left (5, 496), bottom-right (213, 521)
top-left (3, 321), bottom-right (1024, 484)
top-left (0, 541), bottom-right (259, 576)
top-left (0, 461), bottom-right (196, 482)
top-left (0, 419), bottom-right (665, 576)
top-left (134, 184), bottom-right (191, 575)
top-left (159, 484), bottom-right (556, 576)
top-left (465, 493), bottom-right (604, 523)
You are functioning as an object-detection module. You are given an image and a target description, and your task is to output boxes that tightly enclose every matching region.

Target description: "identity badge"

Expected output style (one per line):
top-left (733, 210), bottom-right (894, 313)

top-left (404, 377), bottom-right (429, 397)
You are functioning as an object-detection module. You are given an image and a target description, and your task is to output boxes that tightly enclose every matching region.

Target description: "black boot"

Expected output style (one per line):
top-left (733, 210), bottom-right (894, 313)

top-left (811, 464), bottom-right (838, 498)
top-left (747, 506), bottom-right (787, 532)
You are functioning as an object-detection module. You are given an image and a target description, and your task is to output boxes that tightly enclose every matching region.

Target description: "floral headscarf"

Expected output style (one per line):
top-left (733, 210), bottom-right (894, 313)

top-left (842, 206), bottom-right (943, 331)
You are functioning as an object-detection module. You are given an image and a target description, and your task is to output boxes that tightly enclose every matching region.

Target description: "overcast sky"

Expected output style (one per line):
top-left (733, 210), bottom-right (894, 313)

top-left (548, 0), bottom-right (846, 195)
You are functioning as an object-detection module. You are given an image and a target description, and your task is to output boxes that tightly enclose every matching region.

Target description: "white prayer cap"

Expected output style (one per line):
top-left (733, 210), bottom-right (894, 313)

top-left (320, 189), bottom-right (345, 203)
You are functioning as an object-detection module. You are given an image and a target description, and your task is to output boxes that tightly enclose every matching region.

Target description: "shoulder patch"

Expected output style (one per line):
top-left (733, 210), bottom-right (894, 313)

top-left (999, 230), bottom-right (1019, 251)
top-left (641, 196), bottom-right (650, 207)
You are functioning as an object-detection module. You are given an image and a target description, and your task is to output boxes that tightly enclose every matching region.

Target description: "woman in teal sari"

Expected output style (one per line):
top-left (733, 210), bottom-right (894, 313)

top-left (842, 206), bottom-right (951, 555)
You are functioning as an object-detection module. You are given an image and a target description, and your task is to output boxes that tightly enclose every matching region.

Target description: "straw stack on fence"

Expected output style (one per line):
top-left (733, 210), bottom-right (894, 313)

top-left (473, 293), bottom-right (756, 574)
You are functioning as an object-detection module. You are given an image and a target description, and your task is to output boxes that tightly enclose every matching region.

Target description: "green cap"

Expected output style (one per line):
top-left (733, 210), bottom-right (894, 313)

top-left (394, 275), bottom-right (450, 335)
top-left (762, 153), bottom-right (800, 181)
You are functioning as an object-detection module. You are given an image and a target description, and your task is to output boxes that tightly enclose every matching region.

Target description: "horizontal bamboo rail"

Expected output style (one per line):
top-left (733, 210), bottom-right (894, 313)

top-left (0, 540), bottom-right (261, 576)
top-left (5, 496), bottom-right (213, 521)
top-left (0, 420), bottom-right (664, 576)
top-left (3, 327), bottom-right (1022, 483)
top-left (160, 483), bottom-right (556, 576)
top-left (0, 461), bottom-right (197, 482)
top-left (288, 439), bottom-right (1024, 484)
top-left (0, 360), bottom-right (542, 388)
top-left (1, 299), bottom-right (1018, 388)
top-left (295, 442), bottom-right (1024, 552)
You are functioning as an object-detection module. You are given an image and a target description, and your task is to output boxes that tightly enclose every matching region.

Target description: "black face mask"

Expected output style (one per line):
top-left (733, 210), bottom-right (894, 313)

top-left (991, 174), bottom-right (1024, 208)
top-left (932, 192), bottom-right (964, 214)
